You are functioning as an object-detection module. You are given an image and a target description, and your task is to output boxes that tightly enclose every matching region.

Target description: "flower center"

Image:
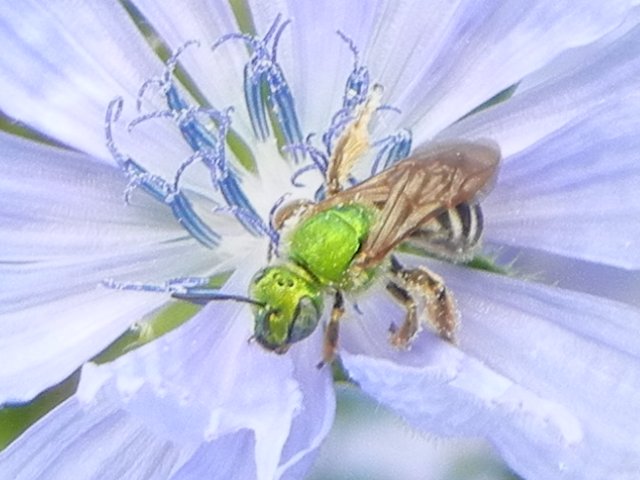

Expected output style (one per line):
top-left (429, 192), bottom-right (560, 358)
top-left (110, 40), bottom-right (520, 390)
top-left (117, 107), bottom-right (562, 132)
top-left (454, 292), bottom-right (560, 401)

top-left (104, 15), bottom-right (414, 291)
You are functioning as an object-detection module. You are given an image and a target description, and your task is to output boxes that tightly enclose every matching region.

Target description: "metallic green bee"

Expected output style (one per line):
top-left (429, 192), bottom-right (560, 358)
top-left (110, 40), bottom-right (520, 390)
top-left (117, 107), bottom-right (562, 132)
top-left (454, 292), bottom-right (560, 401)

top-left (176, 95), bottom-right (500, 365)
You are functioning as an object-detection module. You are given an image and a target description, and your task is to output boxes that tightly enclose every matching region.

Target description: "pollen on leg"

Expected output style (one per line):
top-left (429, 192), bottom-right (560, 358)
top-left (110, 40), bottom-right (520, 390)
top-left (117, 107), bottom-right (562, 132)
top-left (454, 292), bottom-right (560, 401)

top-left (404, 267), bottom-right (460, 343)
top-left (388, 256), bottom-right (460, 345)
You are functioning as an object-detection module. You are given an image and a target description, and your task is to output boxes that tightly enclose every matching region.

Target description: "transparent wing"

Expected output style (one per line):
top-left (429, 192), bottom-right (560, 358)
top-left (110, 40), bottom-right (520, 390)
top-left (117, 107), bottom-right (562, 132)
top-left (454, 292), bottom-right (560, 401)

top-left (315, 141), bottom-right (500, 268)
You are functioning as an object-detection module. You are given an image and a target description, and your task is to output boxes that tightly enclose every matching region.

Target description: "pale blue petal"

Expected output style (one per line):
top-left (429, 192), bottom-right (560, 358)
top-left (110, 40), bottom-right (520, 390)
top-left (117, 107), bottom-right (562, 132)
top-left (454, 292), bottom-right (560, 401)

top-left (0, 288), bottom-right (162, 405)
top-left (341, 257), bottom-right (640, 479)
top-left (0, 2), bottom-right (157, 157)
top-left (0, 133), bottom-right (202, 276)
top-left (488, 244), bottom-right (640, 309)
top-left (276, 325), bottom-right (336, 479)
top-left (0, 2), bottom-right (216, 194)
top-left (0, 134), bottom-right (225, 403)
top-left (0, 394), bottom-right (196, 480)
top-left (515, 6), bottom-right (640, 95)
top-left (442, 22), bottom-right (640, 158)
top-left (438, 24), bottom-right (640, 269)
top-left (76, 259), bottom-right (331, 480)
top-left (362, 0), bottom-right (638, 142)
top-left (482, 99), bottom-right (640, 269)
top-left (251, 1), bottom-right (637, 155)
top-left (170, 431), bottom-right (257, 480)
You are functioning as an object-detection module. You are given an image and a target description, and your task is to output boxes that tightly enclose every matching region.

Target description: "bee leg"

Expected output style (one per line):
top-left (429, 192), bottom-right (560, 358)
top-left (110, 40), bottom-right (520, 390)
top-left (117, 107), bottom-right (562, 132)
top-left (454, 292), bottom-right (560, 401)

top-left (389, 256), bottom-right (459, 345)
top-left (317, 290), bottom-right (344, 369)
top-left (385, 281), bottom-right (419, 348)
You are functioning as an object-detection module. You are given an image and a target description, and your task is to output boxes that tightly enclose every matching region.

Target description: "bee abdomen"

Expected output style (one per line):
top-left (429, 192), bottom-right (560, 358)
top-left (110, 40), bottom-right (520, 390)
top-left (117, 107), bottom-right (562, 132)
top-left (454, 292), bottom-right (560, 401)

top-left (405, 202), bottom-right (483, 263)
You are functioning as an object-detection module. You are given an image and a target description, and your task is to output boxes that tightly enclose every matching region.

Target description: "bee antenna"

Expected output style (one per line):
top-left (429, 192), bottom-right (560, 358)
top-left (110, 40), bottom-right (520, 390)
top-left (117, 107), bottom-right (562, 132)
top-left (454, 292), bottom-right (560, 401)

top-left (171, 290), bottom-right (265, 307)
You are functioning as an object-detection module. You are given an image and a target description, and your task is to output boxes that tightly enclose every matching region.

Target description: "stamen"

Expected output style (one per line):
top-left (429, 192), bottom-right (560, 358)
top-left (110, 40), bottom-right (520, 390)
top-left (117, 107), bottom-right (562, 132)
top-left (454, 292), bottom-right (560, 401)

top-left (130, 48), bottom-right (268, 238)
top-left (290, 164), bottom-right (321, 187)
top-left (336, 30), bottom-right (360, 66)
top-left (264, 13), bottom-right (285, 45)
top-left (371, 129), bottom-right (412, 175)
top-left (128, 110), bottom-right (175, 131)
top-left (136, 78), bottom-right (165, 112)
top-left (325, 84), bottom-right (383, 193)
top-left (136, 40), bottom-right (201, 110)
top-left (212, 203), bottom-right (279, 248)
top-left (243, 62), bottom-right (270, 140)
top-left (105, 98), bottom-right (219, 249)
top-left (284, 136), bottom-right (329, 172)
top-left (266, 193), bottom-right (293, 259)
top-left (102, 276), bottom-right (209, 293)
top-left (336, 30), bottom-right (371, 112)
top-left (103, 277), bottom-right (264, 306)
top-left (213, 15), bottom-right (303, 158)
top-left (268, 193), bottom-right (291, 231)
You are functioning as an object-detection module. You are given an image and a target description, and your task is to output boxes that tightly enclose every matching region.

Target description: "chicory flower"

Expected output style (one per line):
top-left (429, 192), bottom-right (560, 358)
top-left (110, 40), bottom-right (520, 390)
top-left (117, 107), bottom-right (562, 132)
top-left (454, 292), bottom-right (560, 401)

top-left (1, 2), bottom-right (640, 479)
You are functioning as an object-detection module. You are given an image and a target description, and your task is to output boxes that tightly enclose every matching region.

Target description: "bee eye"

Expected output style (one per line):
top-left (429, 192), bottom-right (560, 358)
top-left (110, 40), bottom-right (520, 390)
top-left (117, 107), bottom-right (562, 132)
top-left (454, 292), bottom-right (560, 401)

top-left (287, 297), bottom-right (320, 343)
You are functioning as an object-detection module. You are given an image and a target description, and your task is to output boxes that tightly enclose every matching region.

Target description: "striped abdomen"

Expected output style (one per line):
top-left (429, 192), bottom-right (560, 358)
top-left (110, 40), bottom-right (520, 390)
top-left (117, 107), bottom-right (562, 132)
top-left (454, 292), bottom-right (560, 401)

top-left (405, 202), bottom-right (484, 263)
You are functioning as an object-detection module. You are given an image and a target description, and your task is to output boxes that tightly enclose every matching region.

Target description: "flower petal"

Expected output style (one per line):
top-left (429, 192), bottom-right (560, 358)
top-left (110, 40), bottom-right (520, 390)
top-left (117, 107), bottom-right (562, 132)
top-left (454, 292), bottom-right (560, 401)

top-left (0, 2), bottom-right (215, 195)
top-left (275, 325), bottom-right (336, 479)
top-left (489, 245), bottom-right (640, 309)
top-left (0, 3), bottom-right (152, 155)
top-left (361, 0), bottom-right (637, 141)
top-left (0, 133), bottom-right (249, 403)
top-left (442, 21), bottom-right (640, 157)
top-left (482, 99), bottom-right (640, 269)
top-left (341, 257), bottom-right (640, 479)
top-left (169, 431), bottom-right (258, 479)
top-left (76, 258), bottom-right (330, 480)
top-left (0, 393), bottom-right (196, 479)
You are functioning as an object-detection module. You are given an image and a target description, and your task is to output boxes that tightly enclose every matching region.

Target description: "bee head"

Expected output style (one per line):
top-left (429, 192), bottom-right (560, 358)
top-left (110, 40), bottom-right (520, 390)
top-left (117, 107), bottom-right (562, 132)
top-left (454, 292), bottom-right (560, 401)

top-left (249, 266), bottom-right (324, 352)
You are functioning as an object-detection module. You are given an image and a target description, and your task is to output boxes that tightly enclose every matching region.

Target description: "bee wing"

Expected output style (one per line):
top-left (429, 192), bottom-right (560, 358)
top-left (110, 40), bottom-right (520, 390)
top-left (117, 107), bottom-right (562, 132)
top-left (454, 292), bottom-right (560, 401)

top-left (316, 141), bottom-right (500, 268)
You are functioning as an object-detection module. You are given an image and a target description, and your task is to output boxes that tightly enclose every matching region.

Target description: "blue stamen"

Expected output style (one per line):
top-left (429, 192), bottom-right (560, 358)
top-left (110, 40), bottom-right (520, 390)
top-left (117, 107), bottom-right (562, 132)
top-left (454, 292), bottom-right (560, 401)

top-left (128, 110), bottom-right (175, 131)
top-left (290, 164), bottom-right (320, 187)
top-left (133, 51), bottom-right (268, 238)
top-left (342, 66), bottom-right (370, 112)
top-left (135, 40), bottom-right (201, 113)
top-left (105, 98), bottom-right (220, 249)
top-left (266, 193), bottom-right (291, 258)
top-left (213, 203), bottom-right (279, 248)
top-left (336, 30), bottom-right (371, 112)
top-left (317, 31), bottom-right (372, 157)
top-left (136, 78), bottom-right (165, 112)
top-left (371, 129), bottom-right (412, 175)
top-left (264, 13), bottom-right (285, 45)
top-left (284, 136), bottom-right (329, 172)
top-left (243, 63), bottom-right (270, 141)
top-left (264, 64), bottom-right (303, 153)
top-left (102, 276), bottom-right (209, 294)
top-left (213, 15), bottom-right (303, 159)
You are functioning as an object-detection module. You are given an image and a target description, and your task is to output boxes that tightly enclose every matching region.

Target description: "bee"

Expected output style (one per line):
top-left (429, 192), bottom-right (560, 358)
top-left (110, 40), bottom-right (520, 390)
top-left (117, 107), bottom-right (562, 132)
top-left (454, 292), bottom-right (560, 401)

top-left (175, 91), bottom-right (500, 365)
